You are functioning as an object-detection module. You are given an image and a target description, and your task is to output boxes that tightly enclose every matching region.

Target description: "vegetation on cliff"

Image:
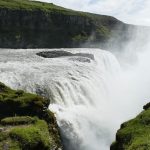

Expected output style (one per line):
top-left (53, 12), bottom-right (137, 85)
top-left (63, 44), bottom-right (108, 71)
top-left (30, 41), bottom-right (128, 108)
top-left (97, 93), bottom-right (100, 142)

top-left (0, 82), bottom-right (62, 150)
top-left (0, 0), bottom-right (69, 12)
top-left (0, 0), bottom-right (131, 48)
top-left (111, 103), bottom-right (150, 150)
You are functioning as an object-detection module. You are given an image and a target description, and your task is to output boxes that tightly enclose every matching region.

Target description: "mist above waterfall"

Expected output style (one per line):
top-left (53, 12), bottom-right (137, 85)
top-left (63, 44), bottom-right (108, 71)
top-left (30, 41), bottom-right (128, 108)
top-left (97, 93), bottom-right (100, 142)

top-left (0, 26), bottom-right (150, 150)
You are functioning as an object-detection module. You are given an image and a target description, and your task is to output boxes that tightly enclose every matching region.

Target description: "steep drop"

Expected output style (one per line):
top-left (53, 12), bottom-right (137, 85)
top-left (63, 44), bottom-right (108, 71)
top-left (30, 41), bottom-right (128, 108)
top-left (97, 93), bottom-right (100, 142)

top-left (0, 48), bottom-right (148, 150)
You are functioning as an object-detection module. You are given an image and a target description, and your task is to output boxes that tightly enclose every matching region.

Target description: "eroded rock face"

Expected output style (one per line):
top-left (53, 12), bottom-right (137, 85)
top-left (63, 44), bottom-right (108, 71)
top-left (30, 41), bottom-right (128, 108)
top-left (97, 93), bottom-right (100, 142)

top-left (0, 82), bottom-right (62, 150)
top-left (111, 102), bottom-right (150, 150)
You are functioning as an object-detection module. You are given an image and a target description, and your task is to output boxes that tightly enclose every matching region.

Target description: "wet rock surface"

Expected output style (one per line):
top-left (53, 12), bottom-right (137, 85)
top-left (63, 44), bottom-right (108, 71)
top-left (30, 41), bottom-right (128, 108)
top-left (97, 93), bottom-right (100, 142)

top-left (36, 50), bottom-right (95, 61)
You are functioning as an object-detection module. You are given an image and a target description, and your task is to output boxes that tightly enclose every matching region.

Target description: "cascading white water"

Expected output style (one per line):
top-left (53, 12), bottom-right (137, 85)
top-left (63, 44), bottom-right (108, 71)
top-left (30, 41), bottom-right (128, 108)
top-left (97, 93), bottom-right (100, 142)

top-left (0, 48), bottom-right (149, 150)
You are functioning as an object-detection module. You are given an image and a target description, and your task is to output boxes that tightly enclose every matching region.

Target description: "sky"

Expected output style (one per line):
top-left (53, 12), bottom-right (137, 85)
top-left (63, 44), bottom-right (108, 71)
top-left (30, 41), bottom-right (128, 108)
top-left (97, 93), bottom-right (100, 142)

top-left (35, 0), bottom-right (150, 26)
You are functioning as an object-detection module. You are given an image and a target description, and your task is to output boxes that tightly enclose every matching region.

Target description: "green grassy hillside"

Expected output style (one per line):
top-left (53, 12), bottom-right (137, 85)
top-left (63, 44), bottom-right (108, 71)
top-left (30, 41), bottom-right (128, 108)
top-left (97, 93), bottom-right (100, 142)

top-left (0, 0), bottom-right (70, 12)
top-left (0, 0), bottom-right (131, 48)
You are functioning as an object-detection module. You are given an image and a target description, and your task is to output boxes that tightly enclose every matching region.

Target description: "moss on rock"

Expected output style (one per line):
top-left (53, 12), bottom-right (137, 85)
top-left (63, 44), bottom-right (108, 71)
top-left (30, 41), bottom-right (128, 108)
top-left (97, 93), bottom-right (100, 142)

top-left (0, 82), bottom-right (62, 150)
top-left (9, 120), bottom-right (52, 150)
top-left (111, 103), bottom-right (150, 150)
top-left (0, 82), bottom-right (50, 118)
top-left (1, 116), bottom-right (37, 125)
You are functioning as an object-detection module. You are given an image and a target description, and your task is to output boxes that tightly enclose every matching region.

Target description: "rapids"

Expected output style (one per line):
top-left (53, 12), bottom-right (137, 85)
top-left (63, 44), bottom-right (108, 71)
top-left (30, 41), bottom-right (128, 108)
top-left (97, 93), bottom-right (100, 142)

top-left (0, 48), bottom-right (149, 150)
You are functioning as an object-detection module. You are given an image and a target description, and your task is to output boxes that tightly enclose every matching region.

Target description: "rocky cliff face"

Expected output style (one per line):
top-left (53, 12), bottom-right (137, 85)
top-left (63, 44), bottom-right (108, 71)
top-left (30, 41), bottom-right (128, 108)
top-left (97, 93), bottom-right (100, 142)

top-left (0, 0), bottom-right (133, 48)
top-left (111, 103), bottom-right (150, 150)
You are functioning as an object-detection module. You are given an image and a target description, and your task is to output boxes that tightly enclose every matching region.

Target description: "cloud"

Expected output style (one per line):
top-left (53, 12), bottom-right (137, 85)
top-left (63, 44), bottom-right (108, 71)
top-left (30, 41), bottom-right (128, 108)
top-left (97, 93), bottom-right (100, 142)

top-left (35, 0), bottom-right (150, 26)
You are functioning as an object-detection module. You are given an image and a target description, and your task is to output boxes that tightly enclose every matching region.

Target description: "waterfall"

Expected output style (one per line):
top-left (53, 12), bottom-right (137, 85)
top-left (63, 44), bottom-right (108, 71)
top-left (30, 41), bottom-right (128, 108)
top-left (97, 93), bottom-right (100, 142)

top-left (0, 48), bottom-right (148, 150)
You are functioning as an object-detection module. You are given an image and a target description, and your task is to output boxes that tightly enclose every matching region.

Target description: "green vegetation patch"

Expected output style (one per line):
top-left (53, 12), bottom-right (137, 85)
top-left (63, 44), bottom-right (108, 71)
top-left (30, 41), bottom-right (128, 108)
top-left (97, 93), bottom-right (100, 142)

top-left (0, 82), bottom-right (50, 119)
top-left (72, 34), bottom-right (88, 42)
top-left (9, 120), bottom-right (52, 149)
top-left (0, 82), bottom-right (62, 149)
top-left (0, 139), bottom-right (21, 150)
top-left (0, 117), bottom-right (53, 150)
top-left (0, 0), bottom-right (81, 16)
top-left (0, 0), bottom-right (65, 11)
top-left (1, 116), bottom-right (37, 125)
top-left (111, 105), bottom-right (150, 150)
top-left (0, 0), bottom-right (118, 18)
top-left (96, 25), bottom-right (111, 39)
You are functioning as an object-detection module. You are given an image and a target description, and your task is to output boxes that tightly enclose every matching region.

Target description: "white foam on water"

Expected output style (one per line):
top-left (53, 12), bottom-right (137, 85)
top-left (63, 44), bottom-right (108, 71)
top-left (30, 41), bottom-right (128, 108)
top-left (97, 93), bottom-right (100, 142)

top-left (0, 48), bottom-right (149, 150)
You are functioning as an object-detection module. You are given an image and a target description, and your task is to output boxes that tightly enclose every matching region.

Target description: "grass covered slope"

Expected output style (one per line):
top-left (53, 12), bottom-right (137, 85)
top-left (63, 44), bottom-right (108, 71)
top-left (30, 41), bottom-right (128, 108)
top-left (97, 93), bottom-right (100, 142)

top-left (111, 103), bottom-right (150, 150)
top-left (0, 0), bottom-right (69, 12)
top-left (0, 82), bottom-right (62, 150)
top-left (0, 0), bottom-right (131, 48)
top-left (0, 117), bottom-right (51, 149)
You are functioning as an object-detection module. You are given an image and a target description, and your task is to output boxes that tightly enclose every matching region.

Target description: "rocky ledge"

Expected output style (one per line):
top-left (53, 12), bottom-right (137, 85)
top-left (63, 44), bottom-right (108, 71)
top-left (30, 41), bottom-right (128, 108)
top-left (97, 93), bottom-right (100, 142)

top-left (0, 82), bottom-right (62, 150)
top-left (36, 50), bottom-right (94, 60)
top-left (111, 102), bottom-right (150, 150)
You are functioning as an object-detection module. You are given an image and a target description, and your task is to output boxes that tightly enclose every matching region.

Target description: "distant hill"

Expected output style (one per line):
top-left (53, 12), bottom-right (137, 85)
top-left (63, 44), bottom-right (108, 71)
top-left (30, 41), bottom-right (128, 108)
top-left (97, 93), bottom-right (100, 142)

top-left (0, 0), bottom-right (138, 48)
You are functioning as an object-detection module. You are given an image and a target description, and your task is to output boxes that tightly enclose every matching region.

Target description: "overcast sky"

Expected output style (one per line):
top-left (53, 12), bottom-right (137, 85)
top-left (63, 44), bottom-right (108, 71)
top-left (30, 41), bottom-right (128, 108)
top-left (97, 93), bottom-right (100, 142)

top-left (36, 0), bottom-right (150, 26)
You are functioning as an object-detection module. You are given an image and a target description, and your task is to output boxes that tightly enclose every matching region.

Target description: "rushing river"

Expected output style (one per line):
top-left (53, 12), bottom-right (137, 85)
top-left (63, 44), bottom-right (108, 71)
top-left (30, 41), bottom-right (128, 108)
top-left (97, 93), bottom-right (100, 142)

top-left (0, 48), bottom-right (149, 150)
